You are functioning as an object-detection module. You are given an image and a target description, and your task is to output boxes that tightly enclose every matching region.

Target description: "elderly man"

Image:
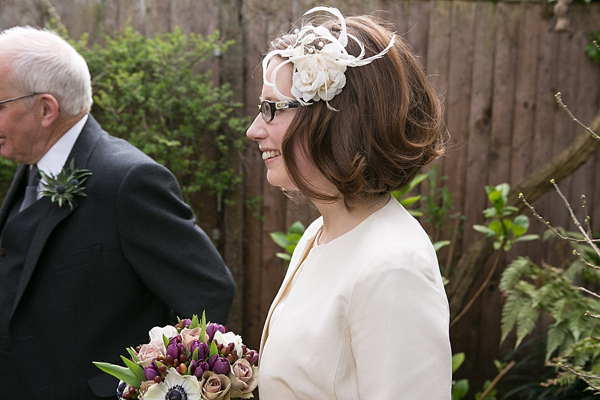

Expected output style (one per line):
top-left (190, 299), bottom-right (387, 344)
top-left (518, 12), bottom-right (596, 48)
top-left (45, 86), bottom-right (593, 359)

top-left (0, 26), bottom-right (235, 399)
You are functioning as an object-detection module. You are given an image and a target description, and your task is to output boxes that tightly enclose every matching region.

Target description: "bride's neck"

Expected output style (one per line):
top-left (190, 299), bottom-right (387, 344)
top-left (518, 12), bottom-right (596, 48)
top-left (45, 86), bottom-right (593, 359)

top-left (313, 194), bottom-right (390, 245)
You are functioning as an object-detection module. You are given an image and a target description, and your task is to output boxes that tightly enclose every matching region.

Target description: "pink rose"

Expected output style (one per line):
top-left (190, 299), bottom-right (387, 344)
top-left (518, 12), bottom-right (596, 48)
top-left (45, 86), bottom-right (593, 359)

top-left (137, 344), bottom-right (163, 368)
top-left (228, 359), bottom-right (258, 398)
top-left (200, 371), bottom-right (231, 400)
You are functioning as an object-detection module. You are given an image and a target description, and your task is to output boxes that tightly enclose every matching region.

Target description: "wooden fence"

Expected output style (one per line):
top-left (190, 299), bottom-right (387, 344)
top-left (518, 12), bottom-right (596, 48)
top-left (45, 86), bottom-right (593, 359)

top-left (2, 0), bottom-right (600, 394)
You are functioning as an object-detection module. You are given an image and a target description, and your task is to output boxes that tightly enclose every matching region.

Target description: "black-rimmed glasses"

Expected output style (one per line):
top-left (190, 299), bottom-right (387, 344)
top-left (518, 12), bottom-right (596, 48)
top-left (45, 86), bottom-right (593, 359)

top-left (258, 100), bottom-right (299, 123)
top-left (0, 93), bottom-right (42, 106)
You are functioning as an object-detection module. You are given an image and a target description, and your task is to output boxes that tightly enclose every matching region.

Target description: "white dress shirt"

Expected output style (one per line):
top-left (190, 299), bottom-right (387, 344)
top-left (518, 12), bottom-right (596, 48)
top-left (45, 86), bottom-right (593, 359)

top-left (34, 114), bottom-right (88, 199)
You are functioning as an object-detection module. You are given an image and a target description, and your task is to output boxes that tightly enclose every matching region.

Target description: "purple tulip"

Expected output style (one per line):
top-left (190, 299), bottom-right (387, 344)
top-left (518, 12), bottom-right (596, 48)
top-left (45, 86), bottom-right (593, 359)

top-left (167, 342), bottom-right (184, 360)
top-left (189, 340), bottom-right (209, 360)
top-left (169, 336), bottom-right (183, 345)
top-left (144, 365), bottom-right (160, 381)
top-left (191, 360), bottom-right (209, 379)
top-left (180, 318), bottom-right (192, 328)
top-left (245, 350), bottom-right (259, 365)
top-left (208, 354), bottom-right (230, 375)
top-left (205, 323), bottom-right (226, 342)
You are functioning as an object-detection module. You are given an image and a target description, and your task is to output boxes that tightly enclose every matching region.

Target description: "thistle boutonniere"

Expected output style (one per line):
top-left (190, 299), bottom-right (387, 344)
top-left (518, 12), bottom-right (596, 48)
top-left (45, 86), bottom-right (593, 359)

top-left (39, 159), bottom-right (92, 209)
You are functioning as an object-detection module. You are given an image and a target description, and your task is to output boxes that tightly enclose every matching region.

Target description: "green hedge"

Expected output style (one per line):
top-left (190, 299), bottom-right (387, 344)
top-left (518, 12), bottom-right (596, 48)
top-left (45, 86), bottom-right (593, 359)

top-left (0, 22), bottom-right (247, 211)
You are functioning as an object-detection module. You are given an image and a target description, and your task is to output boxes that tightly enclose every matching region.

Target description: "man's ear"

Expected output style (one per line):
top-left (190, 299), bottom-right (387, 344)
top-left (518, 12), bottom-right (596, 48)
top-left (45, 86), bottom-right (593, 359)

top-left (38, 94), bottom-right (60, 127)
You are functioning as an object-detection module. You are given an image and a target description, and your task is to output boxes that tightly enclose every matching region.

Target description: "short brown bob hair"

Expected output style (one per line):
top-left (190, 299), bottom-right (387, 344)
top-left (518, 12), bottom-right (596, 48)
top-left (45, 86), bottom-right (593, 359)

top-left (269, 13), bottom-right (446, 206)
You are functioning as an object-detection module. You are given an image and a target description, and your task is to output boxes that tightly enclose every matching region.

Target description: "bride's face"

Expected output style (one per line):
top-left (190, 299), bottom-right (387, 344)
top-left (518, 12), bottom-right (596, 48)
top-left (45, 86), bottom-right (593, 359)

top-left (246, 58), bottom-right (301, 190)
top-left (247, 57), bottom-right (338, 198)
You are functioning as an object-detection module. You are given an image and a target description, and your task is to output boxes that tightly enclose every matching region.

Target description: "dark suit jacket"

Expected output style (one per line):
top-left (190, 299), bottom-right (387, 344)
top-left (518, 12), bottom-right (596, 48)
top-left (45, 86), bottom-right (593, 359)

top-left (0, 115), bottom-right (235, 399)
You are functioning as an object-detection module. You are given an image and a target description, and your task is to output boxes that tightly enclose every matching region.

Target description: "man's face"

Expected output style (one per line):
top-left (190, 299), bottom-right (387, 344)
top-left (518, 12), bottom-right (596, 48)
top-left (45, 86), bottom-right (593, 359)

top-left (0, 60), bottom-right (46, 164)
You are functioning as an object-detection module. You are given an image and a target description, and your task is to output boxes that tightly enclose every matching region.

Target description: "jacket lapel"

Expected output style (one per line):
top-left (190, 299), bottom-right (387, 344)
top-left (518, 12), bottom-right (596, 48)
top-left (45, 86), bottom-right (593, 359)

top-left (259, 231), bottom-right (319, 354)
top-left (11, 198), bottom-right (77, 317)
top-left (9, 115), bottom-right (102, 317)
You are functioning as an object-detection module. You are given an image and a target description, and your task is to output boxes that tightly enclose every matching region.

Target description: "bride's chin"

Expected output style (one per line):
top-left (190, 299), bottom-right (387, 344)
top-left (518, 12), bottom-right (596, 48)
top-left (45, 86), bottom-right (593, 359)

top-left (266, 173), bottom-right (295, 191)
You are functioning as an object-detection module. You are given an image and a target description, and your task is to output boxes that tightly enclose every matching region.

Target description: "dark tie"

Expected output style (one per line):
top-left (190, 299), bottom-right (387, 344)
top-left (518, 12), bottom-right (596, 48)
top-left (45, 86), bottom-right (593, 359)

top-left (19, 165), bottom-right (40, 212)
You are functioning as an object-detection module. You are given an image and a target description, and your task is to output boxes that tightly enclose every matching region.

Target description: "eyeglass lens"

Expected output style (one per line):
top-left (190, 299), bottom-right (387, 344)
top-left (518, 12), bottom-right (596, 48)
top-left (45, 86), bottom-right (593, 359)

top-left (260, 101), bottom-right (274, 122)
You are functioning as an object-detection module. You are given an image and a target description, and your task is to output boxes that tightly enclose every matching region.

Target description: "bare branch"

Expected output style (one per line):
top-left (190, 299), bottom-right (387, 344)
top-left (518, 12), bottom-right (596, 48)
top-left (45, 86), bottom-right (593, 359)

top-left (519, 193), bottom-right (592, 243)
top-left (584, 311), bottom-right (600, 320)
top-left (581, 195), bottom-right (593, 237)
top-left (579, 287), bottom-right (600, 301)
top-left (555, 93), bottom-right (600, 140)
top-left (478, 360), bottom-right (516, 400)
top-left (573, 250), bottom-right (600, 271)
top-left (558, 362), bottom-right (600, 391)
top-left (551, 180), bottom-right (600, 260)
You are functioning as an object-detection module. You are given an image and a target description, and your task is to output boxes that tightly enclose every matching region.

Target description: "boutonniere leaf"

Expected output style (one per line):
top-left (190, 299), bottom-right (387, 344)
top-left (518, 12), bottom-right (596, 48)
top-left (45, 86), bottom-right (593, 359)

top-left (39, 159), bottom-right (92, 209)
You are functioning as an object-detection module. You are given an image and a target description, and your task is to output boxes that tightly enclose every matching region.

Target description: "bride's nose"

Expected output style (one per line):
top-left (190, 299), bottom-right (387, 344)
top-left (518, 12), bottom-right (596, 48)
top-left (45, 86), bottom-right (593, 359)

top-left (246, 114), bottom-right (266, 142)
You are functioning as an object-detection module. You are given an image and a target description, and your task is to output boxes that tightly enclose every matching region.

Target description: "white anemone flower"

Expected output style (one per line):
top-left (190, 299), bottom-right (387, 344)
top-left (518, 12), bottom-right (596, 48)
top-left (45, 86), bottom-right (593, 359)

top-left (142, 368), bottom-right (201, 400)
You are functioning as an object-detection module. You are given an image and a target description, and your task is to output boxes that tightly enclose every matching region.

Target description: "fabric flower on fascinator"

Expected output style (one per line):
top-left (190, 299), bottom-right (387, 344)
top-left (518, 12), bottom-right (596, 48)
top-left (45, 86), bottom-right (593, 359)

top-left (262, 6), bottom-right (396, 111)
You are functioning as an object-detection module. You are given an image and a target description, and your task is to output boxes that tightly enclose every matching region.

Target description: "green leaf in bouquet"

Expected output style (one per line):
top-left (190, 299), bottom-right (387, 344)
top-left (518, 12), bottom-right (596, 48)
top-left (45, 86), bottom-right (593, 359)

top-left (121, 355), bottom-right (145, 383)
top-left (92, 361), bottom-right (141, 388)
top-left (126, 347), bottom-right (140, 363)
top-left (163, 333), bottom-right (169, 350)
top-left (189, 314), bottom-right (200, 330)
top-left (209, 341), bottom-right (218, 358)
top-left (199, 311), bottom-right (207, 344)
top-left (192, 346), bottom-right (199, 361)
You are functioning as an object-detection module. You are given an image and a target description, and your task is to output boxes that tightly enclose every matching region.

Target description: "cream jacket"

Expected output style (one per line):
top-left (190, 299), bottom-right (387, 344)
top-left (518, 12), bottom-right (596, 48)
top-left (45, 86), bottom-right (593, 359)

top-left (258, 198), bottom-right (452, 399)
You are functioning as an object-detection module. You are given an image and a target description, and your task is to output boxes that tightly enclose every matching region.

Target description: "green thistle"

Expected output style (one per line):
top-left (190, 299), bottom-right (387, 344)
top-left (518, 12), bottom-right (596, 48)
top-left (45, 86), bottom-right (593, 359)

top-left (39, 159), bottom-right (92, 209)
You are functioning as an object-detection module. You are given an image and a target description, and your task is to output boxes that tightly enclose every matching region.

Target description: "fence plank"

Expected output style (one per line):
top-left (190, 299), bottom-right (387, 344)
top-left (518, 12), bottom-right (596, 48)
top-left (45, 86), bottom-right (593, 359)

top-left (445, 1), bottom-right (477, 256)
top-left (453, 1), bottom-right (497, 386)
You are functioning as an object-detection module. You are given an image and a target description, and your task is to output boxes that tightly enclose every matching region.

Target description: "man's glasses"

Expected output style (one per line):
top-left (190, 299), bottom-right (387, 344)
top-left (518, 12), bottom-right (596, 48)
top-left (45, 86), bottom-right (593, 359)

top-left (0, 93), bottom-right (42, 106)
top-left (258, 100), bottom-right (299, 123)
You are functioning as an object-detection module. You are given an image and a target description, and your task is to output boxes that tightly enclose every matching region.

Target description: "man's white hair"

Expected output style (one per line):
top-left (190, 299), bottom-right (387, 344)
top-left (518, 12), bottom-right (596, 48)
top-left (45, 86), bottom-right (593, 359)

top-left (0, 26), bottom-right (93, 116)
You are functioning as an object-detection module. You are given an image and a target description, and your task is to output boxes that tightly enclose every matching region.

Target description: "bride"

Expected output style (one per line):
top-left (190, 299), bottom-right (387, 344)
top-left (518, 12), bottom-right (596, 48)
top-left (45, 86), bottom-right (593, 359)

top-left (246, 7), bottom-right (452, 399)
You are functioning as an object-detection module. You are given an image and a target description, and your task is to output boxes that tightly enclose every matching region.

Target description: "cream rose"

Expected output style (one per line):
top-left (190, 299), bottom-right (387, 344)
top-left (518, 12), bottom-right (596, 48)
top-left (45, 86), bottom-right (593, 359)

top-left (181, 327), bottom-right (208, 352)
top-left (137, 343), bottom-right (163, 368)
top-left (228, 359), bottom-right (258, 399)
top-left (200, 371), bottom-right (231, 400)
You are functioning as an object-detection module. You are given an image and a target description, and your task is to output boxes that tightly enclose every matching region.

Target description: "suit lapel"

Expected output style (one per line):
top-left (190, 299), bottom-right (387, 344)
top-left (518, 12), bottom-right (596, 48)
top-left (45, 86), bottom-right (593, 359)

top-left (11, 199), bottom-right (77, 317)
top-left (9, 115), bottom-right (103, 316)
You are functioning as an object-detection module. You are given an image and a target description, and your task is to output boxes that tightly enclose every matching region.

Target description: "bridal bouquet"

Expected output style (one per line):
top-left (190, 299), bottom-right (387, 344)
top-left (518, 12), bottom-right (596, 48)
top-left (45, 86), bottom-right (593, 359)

top-left (93, 313), bottom-right (259, 400)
